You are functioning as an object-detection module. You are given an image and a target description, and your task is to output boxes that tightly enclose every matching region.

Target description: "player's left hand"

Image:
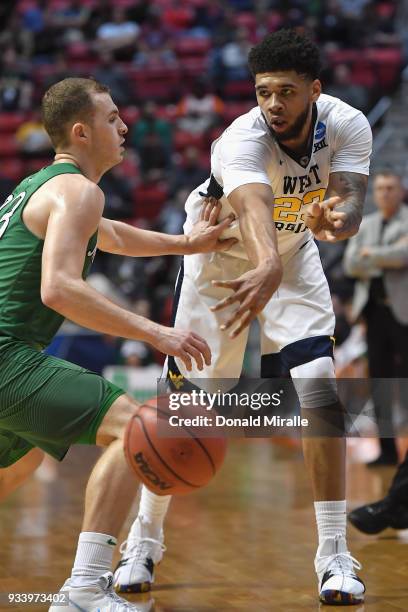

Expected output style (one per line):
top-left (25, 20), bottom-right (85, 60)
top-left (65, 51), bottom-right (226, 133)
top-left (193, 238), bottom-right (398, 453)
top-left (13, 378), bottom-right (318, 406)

top-left (186, 197), bottom-right (237, 254)
top-left (304, 196), bottom-right (348, 242)
top-left (210, 262), bottom-right (282, 338)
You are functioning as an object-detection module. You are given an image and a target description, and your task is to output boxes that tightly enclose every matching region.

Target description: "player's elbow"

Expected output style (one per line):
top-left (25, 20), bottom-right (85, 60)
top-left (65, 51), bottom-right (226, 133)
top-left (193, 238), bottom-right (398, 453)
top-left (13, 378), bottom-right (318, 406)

top-left (41, 283), bottom-right (64, 310)
top-left (41, 275), bottom-right (72, 311)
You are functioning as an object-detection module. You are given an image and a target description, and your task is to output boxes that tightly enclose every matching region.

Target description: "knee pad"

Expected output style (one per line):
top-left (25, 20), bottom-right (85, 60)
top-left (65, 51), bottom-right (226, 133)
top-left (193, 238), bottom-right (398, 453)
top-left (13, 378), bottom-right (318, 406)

top-left (290, 356), bottom-right (338, 409)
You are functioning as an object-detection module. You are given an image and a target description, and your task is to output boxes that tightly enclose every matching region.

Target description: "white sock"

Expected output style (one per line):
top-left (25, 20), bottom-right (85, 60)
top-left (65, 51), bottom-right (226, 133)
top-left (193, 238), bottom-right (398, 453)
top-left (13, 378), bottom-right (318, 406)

top-left (130, 486), bottom-right (171, 541)
top-left (71, 532), bottom-right (116, 584)
top-left (314, 500), bottom-right (347, 548)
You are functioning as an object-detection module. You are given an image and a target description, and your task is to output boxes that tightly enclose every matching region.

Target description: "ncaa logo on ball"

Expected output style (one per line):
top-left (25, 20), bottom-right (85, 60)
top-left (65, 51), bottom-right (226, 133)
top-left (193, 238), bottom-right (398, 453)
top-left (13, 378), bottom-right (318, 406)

top-left (134, 451), bottom-right (173, 491)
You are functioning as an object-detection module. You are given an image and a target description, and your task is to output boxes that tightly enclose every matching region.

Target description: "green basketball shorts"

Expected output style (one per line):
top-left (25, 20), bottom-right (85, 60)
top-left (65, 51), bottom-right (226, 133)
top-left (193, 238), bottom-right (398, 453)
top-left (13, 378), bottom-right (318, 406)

top-left (0, 338), bottom-right (126, 467)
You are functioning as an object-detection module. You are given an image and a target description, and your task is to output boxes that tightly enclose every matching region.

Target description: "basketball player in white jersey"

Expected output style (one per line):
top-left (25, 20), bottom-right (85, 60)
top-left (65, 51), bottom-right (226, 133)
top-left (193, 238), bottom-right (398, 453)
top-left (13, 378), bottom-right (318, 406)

top-left (115, 30), bottom-right (372, 605)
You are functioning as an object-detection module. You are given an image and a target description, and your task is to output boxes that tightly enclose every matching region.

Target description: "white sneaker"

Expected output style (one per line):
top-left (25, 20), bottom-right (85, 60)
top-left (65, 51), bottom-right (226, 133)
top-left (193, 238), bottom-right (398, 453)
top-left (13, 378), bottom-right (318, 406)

top-left (114, 519), bottom-right (166, 593)
top-left (315, 534), bottom-right (365, 605)
top-left (49, 572), bottom-right (144, 611)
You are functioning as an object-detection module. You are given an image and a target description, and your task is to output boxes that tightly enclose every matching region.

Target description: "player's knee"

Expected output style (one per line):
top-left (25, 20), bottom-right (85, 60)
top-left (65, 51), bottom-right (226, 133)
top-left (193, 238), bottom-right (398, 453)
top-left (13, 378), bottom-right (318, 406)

top-left (291, 356), bottom-right (339, 409)
top-left (96, 394), bottom-right (140, 446)
top-left (0, 448), bottom-right (44, 500)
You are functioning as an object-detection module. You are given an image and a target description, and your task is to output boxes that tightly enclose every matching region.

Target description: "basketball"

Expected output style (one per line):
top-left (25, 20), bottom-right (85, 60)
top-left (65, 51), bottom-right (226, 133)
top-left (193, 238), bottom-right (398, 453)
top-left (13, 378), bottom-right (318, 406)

top-left (124, 396), bottom-right (228, 495)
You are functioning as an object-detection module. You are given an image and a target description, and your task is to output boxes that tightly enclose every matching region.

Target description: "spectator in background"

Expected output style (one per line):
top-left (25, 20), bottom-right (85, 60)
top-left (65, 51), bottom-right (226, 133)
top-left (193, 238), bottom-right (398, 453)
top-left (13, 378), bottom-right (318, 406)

top-left (83, 0), bottom-right (112, 39)
top-left (134, 7), bottom-right (176, 67)
top-left (176, 79), bottom-right (224, 135)
top-left (131, 101), bottom-right (172, 174)
top-left (190, 0), bottom-right (226, 37)
top-left (95, 6), bottom-right (140, 60)
top-left (138, 134), bottom-right (169, 176)
top-left (343, 171), bottom-right (408, 466)
top-left (0, 8), bottom-right (34, 58)
top-left (218, 27), bottom-right (252, 81)
top-left (159, 187), bottom-right (190, 236)
top-left (43, 52), bottom-right (73, 89)
top-left (317, 0), bottom-right (351, 47)
top-left (325, 63), bottom-right (370, 112)
top-left (47, 0), bottom-right (90, 45)
top-left (0, 46), bottom-right (33, 112)
top-left (121, 340), bottom-right (153, 367)
top-left (98, 165), bottom-right (134, 221)
top-left (15, 110), bottom-right (53, 158)
top-left (94, 50), bottom-right (133, 107)
top-left (170, 146), bottom-right (208, 196)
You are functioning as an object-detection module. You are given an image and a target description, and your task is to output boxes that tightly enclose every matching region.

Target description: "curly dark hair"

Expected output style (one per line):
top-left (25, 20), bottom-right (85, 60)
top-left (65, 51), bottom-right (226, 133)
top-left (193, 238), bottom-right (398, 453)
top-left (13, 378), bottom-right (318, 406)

top-left (248, 29), bottom-right (321, 80)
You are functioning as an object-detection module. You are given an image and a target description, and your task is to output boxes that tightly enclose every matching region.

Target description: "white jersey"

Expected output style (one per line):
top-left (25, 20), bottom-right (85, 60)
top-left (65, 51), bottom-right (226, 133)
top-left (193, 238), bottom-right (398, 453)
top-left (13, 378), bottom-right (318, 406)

top-left (185, 93), bottom-right (372, 258)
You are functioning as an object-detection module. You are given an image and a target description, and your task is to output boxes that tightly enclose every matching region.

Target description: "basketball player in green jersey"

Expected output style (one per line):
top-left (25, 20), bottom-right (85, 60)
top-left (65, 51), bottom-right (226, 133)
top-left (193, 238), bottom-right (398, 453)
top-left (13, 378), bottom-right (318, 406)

top-left (0, 77), bottom-right (235, 612)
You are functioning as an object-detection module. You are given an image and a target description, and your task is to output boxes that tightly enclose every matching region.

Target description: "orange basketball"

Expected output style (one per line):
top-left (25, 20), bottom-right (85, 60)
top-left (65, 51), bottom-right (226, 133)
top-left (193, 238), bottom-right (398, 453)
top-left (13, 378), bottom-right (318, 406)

top-left (124, 396), bottom-right (227, 495)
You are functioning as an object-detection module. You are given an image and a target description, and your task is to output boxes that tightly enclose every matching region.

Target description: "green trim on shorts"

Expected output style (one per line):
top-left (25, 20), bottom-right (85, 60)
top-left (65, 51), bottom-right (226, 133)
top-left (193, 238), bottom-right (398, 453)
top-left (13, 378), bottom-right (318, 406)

top-left (75, 382), bottom-right (126, 445)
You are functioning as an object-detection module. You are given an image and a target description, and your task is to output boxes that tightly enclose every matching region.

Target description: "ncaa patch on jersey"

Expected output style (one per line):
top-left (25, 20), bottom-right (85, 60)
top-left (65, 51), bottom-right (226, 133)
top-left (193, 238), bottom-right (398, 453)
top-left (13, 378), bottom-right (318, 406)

top-left (315, 121), bottom-right (326, 141)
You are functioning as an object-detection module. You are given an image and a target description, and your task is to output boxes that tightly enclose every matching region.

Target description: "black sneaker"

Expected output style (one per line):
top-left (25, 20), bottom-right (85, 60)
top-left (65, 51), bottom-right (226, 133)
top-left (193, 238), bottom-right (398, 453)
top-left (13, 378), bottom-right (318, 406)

top-left (366, 453), bottom-right (398, 468)
top-left (348, 498), bottom-right (408, 534)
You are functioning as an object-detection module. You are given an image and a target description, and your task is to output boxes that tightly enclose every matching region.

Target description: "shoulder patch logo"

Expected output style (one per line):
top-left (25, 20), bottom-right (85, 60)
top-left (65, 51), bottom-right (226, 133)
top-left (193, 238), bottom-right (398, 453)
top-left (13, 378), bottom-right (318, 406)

top-left (315, 121), bottom-right (326, 141)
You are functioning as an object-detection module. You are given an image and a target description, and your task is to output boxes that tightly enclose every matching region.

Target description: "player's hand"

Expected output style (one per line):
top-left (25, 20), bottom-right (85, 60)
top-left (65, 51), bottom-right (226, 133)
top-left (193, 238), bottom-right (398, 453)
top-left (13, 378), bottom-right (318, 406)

top-left (304, 196), bottom-right (347, 242)
top-left (154, 326), bottom-right (211, 372)
top-left (185, 197), bottom-right (237, 254)
top-left (210, 263), bottom-right (282, 338)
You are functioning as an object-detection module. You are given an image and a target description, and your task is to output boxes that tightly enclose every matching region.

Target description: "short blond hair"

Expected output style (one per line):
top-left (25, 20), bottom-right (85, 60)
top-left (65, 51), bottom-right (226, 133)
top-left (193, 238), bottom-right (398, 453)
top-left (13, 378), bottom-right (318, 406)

top-left (42, 77), bottom-right (110, 149)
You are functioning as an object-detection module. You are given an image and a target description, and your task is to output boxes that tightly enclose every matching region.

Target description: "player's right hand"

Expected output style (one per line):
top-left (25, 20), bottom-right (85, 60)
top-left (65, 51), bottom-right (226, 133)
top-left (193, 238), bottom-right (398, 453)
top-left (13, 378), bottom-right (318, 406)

top-left (210, 263), bottom-right (282, 338)
top-left (154, 326), bottom-right (211, 371)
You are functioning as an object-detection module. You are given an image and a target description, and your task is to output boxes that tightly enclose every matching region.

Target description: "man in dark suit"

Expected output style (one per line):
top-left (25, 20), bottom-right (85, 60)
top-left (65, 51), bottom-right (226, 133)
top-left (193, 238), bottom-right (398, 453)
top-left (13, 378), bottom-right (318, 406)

top-left (344, 170), bottom-right (408, 465)
top-left (344, 170), bottom-right (408, 532)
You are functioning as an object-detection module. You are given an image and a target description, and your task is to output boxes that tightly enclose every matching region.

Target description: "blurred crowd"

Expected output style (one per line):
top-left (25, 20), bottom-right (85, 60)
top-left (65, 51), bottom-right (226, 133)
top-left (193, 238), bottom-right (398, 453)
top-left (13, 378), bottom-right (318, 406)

top-left (0, 0), bottom-right (406, 373)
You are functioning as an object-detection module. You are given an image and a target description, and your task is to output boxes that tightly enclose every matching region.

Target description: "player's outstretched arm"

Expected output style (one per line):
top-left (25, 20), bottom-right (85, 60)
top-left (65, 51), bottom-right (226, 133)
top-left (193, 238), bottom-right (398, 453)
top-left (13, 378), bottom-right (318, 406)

top-left (40, 177), bottom-right (210, 371)
top-left (305, 173), bottom-right (368, 242)
top-left (211, 183), bottom-right (283, 338)
top-left (97, 200), bottom-right (236, 257)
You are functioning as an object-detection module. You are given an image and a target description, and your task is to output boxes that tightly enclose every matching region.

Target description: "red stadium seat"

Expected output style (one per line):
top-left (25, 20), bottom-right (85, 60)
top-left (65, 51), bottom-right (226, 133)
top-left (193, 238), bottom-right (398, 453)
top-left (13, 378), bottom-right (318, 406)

top-left (365, 47), bottom-right (402, 90)
top-left (66, 42), bottom-right (93, 61)
top-left (0, 112), bottom-right (26, 133)
top-left (179, 56), bottom-right (209, 80)
top-left (0, 136), bottom-right (18, 158)
top-left (173, 130), bottom-right (206, 152)
top-left (0, 159), bottom-right (25, 182)
top-left (162, 8), bottom-right (195, 30)
top-left (174, 38), bottom-right (211, 58)
top-left (128, 67), bottom-right (181, 103)
top-left (234, 12), bottom-right (257, 32)
top-left (222, 101), bottom-right (255, 123)
top-left (133, 183), bottom-right (168, 220)
top-left (120, 106), bottom-right (141, 128)
top-left (223, 80), bottom-right (256, 100)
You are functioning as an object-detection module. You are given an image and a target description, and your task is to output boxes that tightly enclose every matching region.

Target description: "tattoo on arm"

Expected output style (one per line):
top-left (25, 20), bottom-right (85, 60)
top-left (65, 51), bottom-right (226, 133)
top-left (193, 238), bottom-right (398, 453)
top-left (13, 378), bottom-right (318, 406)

top-left (328, 172), bottom-right (368, 237)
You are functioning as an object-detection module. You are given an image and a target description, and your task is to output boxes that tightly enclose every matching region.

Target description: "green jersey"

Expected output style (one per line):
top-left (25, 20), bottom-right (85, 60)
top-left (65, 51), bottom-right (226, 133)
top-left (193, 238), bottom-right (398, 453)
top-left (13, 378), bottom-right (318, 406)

top-left (0, 163), bottom-right (97, 350)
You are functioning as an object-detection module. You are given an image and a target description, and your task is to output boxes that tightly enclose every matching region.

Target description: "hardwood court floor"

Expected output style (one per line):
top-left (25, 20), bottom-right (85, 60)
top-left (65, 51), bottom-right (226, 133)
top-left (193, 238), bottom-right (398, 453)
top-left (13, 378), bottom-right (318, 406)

top-left (0, 440), bottom-right (407, 611)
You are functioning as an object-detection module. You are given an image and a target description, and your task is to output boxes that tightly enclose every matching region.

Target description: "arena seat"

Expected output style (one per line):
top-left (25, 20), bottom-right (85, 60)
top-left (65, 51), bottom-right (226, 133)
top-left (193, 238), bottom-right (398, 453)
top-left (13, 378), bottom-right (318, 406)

top-left (0, 136), bottom-right (18, 158)
top-left (222, 101), bottom-right (255, 123)
top-left (223, 80), bottom-right (256, 100)
top-left (133, 183), bottom-right (168, 220)
top-left (0, 113), bottom-right (26, 133)
top-left (174, 38), bottom-right (212, 58)
top-left (162, 7), bottom-right (195, 29)
top-left (0, 159), bottom-right (25, 182)
top-left (173, 131), bottom-right (206, 152)
top-left (119, 106), bottom-right (141, 129)
top-left (366, 47), bottom-right (402, 90)
top-left (128, 67), bottom-right (180, 103)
